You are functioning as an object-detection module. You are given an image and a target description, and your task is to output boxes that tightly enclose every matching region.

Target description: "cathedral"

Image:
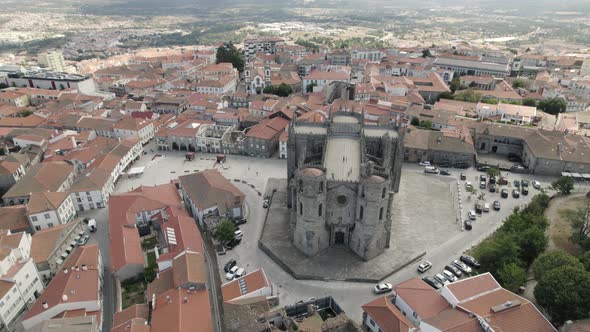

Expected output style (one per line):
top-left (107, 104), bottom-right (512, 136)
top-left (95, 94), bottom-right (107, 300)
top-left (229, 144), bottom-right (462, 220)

top-left (287, 110), bottom-right (404, 261)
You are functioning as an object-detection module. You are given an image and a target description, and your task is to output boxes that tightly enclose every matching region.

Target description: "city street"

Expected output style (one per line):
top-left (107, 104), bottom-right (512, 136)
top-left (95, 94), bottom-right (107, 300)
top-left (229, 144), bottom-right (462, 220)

top-left (95, 141), bottom-right (558, 325)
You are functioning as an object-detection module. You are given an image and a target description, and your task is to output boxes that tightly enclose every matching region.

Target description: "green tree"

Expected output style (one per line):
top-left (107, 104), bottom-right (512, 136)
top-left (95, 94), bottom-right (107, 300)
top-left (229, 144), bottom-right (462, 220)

top-left (480, 97), bottom-right (499, 105)
top-left (0, 83), bottom-right (7, 89)
top-left (215, 219), bottom-right (237, 242)
top-left (522, 98), bottom-right (538, 107)
top-left (486, 167), bottom-right (501, 179)
top-left (580, 251), bottom-right (590, 271)
top-left (532, 251), bottom-right (585, 281)
top-left (263, 85), bottom-right (275, 94)
top-left (17, 110), bottom-right (33, 117)
top-left (567, 200), bottom-right (590, 250)
top-left (454, 89), bottom-right (482, 103)
top-left (437, 91), bottom-right (454, 101)
top-left (144, 262), bottom-right (157, 282)
top-left (410, 117), bottom-right (420, 126)
top-left (449, 76), bottom-right (461, 93)
top-left (306, 83), bottom-right (317, 93)
top-left (538, 98), bottom-right (567, 115)
top-left (497, 263), bottom-right (527, 292)
top-left (534, 266), bottom-right (590, 324)
top-left (422, 49), bottom-right (432, 58)
top-left (216, 43), bottom-right (245, 72)
top-left (517, 226), bottom-right (548, 265)
top-left (474, 233), bottom-right (521, 276)
top-left (276, 83), bottom-right (293, 97)
top-left (512, 79), bottom-right (525, 89)
top-left (551, 176), bottom-right (574, 195)
top-left (419, 120), bottom-right (432, 129)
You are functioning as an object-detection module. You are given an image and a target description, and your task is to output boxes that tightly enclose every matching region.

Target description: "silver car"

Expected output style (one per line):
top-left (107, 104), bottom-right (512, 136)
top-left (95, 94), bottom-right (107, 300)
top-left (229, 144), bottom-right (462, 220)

top-left (442, 270), bottom-right (458, 282)
top-left (452, 260), bottom-right (473, 274)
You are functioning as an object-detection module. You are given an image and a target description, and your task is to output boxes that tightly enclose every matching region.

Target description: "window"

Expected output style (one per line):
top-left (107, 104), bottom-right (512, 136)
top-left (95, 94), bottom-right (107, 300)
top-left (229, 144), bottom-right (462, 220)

top-left (47, 223), bottom-right (54, 227)
top-left (44, 213), bottom-right (50, 219)
top-left (77, 198), bottom-right (82, 203)
top-left (369, 318), bottom-right (375, 327)
top-left (379, 207), bottom-right (384, 220)
top-left (6, 295), bottom-right (9, 301)
top-left (25, 274), bottom-right (29, 279)
top-left (299, 202), bottom-right (303, 216)
top-left (319, 182), bottom-right (323, 193)
top-left (11, 288), bottom-right (16, 293)
top-left (87, 196), bottom-right (93, 202)
top-left (0, 301), bottom-right (3, 307)
top-left (31, 216), bottom-right (38, 222)
top-left (412, 312), bottom-right (418, 318)
top-left (35, 226), bottom-right (41, 231)
top-left (318, 204), bottom-right (322, 217)
top-left (382, 187), bottom-right (386, 198)
top-left (359, 205), bottom-right (364, 220)
top-left (86, 191), bottom-right (91, 195)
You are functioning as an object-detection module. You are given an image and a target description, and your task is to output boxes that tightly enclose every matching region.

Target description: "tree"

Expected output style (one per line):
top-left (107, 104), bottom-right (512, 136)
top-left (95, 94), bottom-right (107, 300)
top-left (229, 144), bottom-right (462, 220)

top-left (449, 76), bottom-right (461, 93)
top-left (419, 120), bottom-right (432, 129)
top-left (532, 251), bottom-right (585, 281)
top-left (580, 251), bottom-right (590, 271)
top-left (422, 49), bottom-right (431, 58)
top-left (0, 83), bottom-right (7, 89)
top-left (216, 43), bottom-right (245, 72)
top-left (497, 263), bottom-right (527, 292)
top-left (410, 117), bottom-right (420, 126)
top-left (551, 176), bottom-right (574, 195)
top-left (437, 91), bottom-right (454, 101)
top-left (512, 79), bottom-right (525, 89)
top-left (517, 226), bottom-right (547, 265)
top-left (454, 89), bottom-right (482, 103)
top-left (215, 219), bottom-right (237, 242)
top-left (534, 266), bottom-right (590, 324)
top-left (522, 98), bottom-right (537, 107)
top-left (17, 110), bottom-right (33, 117)
top-left (538, 98), bottom-right (567, 115)
top-left (480, 97), bottom-right (499, 105)
top-left (306, 83), bottom-right (317, 93)
top-left (474, 233), bottom-right (521, 276)
top-left (486, 168), bottom-right (501, 179)
top-left (567, 200), bottom-right (590, 250)
top-left (276, 83), bottom-right (292, 97)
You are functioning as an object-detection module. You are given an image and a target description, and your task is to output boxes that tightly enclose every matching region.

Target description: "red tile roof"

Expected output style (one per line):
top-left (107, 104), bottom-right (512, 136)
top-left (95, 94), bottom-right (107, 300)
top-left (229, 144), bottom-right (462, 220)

top-left (150, 287), bottom-right (212, 332)
top-left (445, 273), bottom-right (501, 303)
top-left (393, 278), bottom-right (450, 319)
top-left (222, 268), bottom-right (271, 303)
top-left (361, 295), bottom-right (415, 332)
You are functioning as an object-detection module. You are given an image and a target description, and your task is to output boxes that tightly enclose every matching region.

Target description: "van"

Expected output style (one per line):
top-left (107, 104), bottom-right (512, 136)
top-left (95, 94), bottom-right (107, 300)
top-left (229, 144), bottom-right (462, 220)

top-left (88, 219), bottom-right (97, 233)
top-left (424, 166), bottom-right (439, 174)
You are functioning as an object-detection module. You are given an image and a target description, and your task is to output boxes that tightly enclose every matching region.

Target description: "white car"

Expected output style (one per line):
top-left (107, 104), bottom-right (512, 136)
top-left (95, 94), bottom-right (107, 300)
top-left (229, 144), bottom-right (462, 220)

top-left (373, 283), bottom-right (393, 294)
top-left (417, 261), bottom-right (433, 273)
top-left (233, 267), bottom-right (246, 279)
top-left (483, 203), bottom-right (490, 212)
top-left (225, 266), bottom-right (239, 280)
top-left (234, 230), bottom-right (243, 239)
top-left (465, 181), bottom-right (473, 190)
top-left (468, 210), bottom-right (477, 220)
top-left (434, 273), bottom-right (450, 286)
top-left (419, 161), bottom-right (431, 166)
top-left (452, 260), bottom-right (473, 274)
top-left (532, 180), bottom-right (541, 189)
top-left (442, 270), bottom-right (458, 282)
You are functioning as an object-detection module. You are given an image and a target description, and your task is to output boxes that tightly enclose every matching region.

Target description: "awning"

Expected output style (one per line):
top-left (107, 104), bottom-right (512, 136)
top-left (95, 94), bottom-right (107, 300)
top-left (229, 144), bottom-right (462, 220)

top-left (55, 258), bottom-right (63, 265)
top-left (582, 174), bottom-right (590, 180)
top-left (70, 241), bottom-right (77, 247)
top-left (561, 172), bottom-right (572, 177)
top-left (68, 245), bottom-right (75, 251)
top-left (60, 252), bottom-right (68, 258)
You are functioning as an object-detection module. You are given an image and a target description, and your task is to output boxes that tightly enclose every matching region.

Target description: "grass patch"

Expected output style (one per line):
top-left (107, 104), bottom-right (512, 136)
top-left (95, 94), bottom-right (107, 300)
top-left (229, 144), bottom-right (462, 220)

top-left (146, 251), bottom-right (156, 267)
top-left (141, 236), bottom-right (158, 251)
top-left (121, 280), bottom-right (145, 309)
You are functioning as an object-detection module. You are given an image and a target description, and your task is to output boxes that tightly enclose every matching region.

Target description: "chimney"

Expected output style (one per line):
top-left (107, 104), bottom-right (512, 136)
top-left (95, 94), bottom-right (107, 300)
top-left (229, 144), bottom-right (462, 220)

top-left (166, 295), bottom-right (171, 303)
top-left (62, 294), bottom-right (68, 302)
top-left (82, 264), bottom-right (87, 271)
top-left (42, 302), bottom-right (48, 309)
top-left (71, 136), bottom-right (77, 148)
top-left (63, 268), bottom-right (68, 274)
top-left (183, 297), bottom-right (188, 303)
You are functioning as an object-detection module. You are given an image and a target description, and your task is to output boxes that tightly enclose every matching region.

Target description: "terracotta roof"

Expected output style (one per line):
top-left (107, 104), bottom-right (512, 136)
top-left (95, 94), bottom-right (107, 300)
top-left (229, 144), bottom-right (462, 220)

top-left (172, 251), bottom-right (207, 287)
top-left (422, 307), bottom-right (483, 332)
top-left (3, 161), bottom-right (74, 199)
top-left (222, 268), bottom-right (270, 303)
top-left (361, 295), bottom-right (415, 332)
top-left (304, 70), bottom-right (349, 81)
top-left (24, 245), bottom-right (101, 322)
top-left (445, 273), bottom-right (501, 303)
top-left (150, 287), bottom-right (212, 332)
top-left (245, 116), bottom-right (288, 140)
top-left (0, 205), bottom-right (29, 232)
top-left (178, 170), bottom-right (245, 214)
top-left (146, 268), bottom-right (174, 299)
top-left (0, 114), bottom-right (45, 128)
top-left (112, 304), bottom-right (149, 329)
top-left (27, 191), bottom-right (69, 214)
top-left (31, 223), bottom-right (76, 263)
top-left (393, 278), bottom-right (450, 319)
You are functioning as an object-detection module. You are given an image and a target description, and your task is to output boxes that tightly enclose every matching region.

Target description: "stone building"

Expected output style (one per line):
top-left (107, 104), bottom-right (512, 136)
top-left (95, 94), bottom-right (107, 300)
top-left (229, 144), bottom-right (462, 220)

top-left (287, 111), bottom-right (404, 261)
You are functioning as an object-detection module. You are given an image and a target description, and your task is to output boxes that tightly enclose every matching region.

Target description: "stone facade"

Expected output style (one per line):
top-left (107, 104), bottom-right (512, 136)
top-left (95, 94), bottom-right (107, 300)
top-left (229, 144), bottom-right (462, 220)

top-left (287, 111), bottom-right (403, 261)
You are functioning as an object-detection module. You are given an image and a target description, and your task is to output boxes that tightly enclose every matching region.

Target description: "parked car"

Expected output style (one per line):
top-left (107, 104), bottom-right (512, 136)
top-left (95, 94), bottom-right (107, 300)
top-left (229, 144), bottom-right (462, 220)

top-left (479, 181), bottom-right (487, 189)
top-left (521, 187), bottom-right (529, 195)
top-left (442, 270), bottom-right (458, 282)
top-left (498, 177), bottom-right (508, 185)
top-left (464, 220), bottom-right (472, 230)
top-left (77, 235), bottom-right (89, 246)
top-left (501, 189), bottom-right (509, 198)
top-left (234, 230), bottom-right (243, 240)
top-left (224, 259), bottom-right (237, 273)
top-left (455, 162), bottom-right (469, 169)
top-left (419, 161), bottom-right (431, 166)
top-left (493, 201), bottom-right (501, 211)
top-left (225, 266), bottom-right (239, 280)
top-left (474, 204), bottom-right (482, 214)
top-left (233, 217), bottom-right (247, 226)
top-left (480, 174), bottom-right (487, 182)
top-left (468, 210), bottom-right (477, 220)
top-left (440, 169), bottom-right (451, 176)
top-left (88, 219), bottom-right (97, 233)
top-left (489, 184), bottom-right (496, 193)
top-left (483, 203), bottom-right (490, 212)
top-left (224, 238), bottom-right (242, 250)
top-left (417, 261), bottom-right (433, 273)
top-left (532, 180), bottom-right (541, 189)
top-left (445, 265), bottom-right (463, 278)
top-left (422, 276), bottom-right (443, 289)
top-left (263, 198), bottom-right (270, 208)
top-left (424, 166), bottom-right (439, 174)
top-left (514, 180), bottom-right (520, 188)
top-left (233, 268), bottom-right (246, 279)
top-left (489, 176), bottom-right (496, 185)
top-left (460, 173), bottom-right (467, 180)
top-left (478, 166), bottom-right (490, 172)
top-left (452, 260), bottom-right (473, 274)
top-left (434, 273), bottom-right (450, 286)
top-left (460, 255), bottom-right (481, 268)
top-left (373, 283), bottom-right (393, 294)
top-left (512, 189), bottom-right (520, 198)
top-left (521, 180), bottom-right (529, 187)
top-left (465, 181), bottom-right (473, 190)
top-left (439, 162), bottom-right (452, 168)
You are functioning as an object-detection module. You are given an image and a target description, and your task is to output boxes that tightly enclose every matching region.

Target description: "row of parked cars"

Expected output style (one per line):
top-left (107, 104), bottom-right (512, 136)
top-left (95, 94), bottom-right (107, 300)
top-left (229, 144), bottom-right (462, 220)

top-left (419, 255), bottom-right (481, 289)
top-left (223, 259), bottom-right (246, 280)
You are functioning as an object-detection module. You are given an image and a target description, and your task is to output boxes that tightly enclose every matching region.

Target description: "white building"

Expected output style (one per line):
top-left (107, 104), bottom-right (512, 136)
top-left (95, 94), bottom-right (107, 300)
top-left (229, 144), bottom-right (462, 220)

top-left (476, 102), bottom-right (537, 124)
top-left (0, 231), bottom-right (44, 329)
top-left (302, 70), bottom-right (350, 93)
top-left (21, 245), bottom-right (103, 331)
top-left (113, 118), bottom-right (155, 145)
top-left (4, 71), bottom-right (96, 94)
top-left (26, 192), bottom-right (76, 232)
top-left (278, 131), bottom-right (287, 159)
top-left (38, 51), bottom-right (66, 73)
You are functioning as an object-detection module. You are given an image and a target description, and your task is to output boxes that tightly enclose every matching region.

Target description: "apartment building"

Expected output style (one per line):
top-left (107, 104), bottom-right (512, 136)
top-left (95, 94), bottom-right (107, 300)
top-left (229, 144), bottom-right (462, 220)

top-left (244, 38), bottom-right (285, 57)
top-left (26, 192), bottom-right (76, 232)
